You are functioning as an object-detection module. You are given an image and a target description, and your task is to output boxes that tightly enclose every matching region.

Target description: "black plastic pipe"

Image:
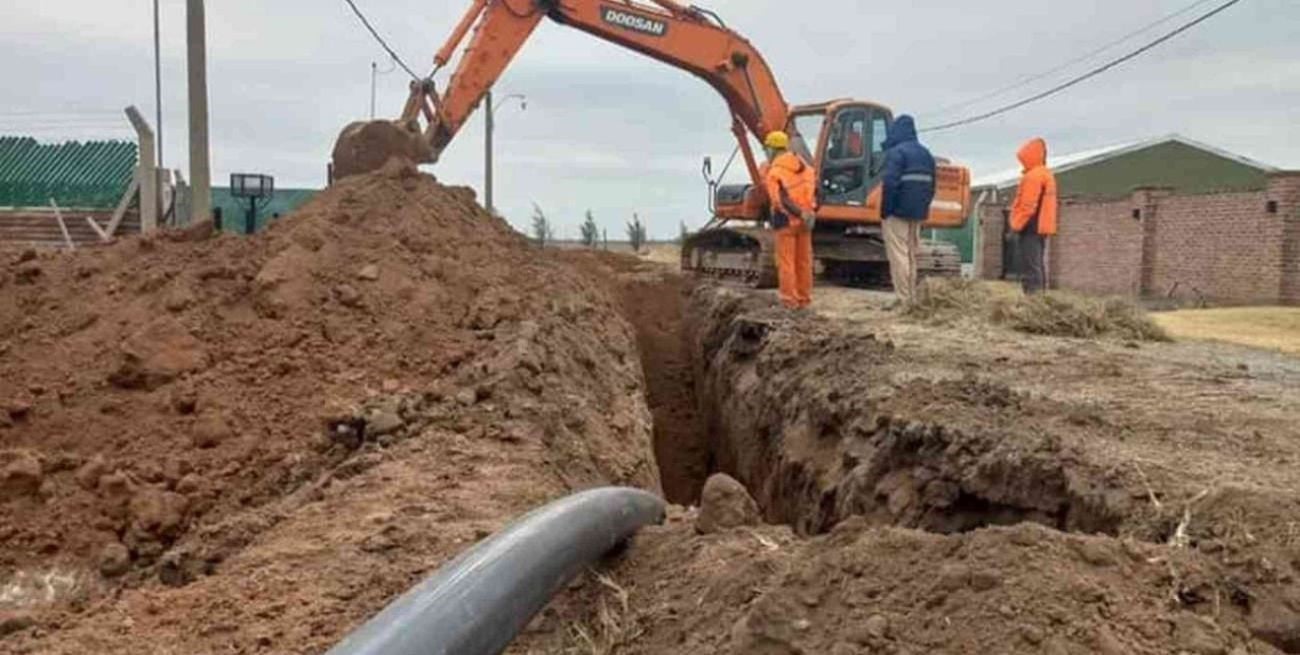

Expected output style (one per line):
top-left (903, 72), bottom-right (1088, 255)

top-left (326, 487), bottom-right (666, 655)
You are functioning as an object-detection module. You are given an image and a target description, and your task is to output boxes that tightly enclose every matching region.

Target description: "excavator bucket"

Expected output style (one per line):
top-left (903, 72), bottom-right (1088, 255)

top-left (330, 119), bottom-right (432, 181)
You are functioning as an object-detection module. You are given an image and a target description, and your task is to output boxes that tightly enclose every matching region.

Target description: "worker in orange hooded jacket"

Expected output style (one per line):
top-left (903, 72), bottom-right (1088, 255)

top-left (762, 130), bottom-right (817, 309)
top-left (1009, 138), bottom-right (1058, 294)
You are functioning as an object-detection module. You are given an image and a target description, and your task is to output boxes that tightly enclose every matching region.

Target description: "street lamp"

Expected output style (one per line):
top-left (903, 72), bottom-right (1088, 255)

top-left (485, 90), bottom-right (526, 216)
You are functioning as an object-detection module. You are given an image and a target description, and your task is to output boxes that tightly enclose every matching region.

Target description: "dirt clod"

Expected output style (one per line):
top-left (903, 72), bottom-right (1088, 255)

top-left (1248, 592), bottom-right (1300, 652)
top-left (189, 415), bottom-right (232, 449)
top-left (334, 283), bottom-right (362, 307)
top-left (356, 264), bottom-right (380, 281)
top-left (98, 542), bottom-right (131, 578)
top-left (1, 451), bottom-right (43, 497)
top-left (75, 456), bottom-right (107, 490)
top-left (0, 612), bottom-right (36, 638)
top-left (697, 473), bottom-right (760, 534)
top-left (364, 405), bottom-right (404, 437)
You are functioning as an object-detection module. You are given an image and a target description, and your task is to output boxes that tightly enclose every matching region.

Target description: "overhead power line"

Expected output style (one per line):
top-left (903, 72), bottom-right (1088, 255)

top-left (341, 0), bottom-right (422, 81)
top-left (0, 116), bottom-right (133, 124)
top-left (922, 0), bottom-right (1244, 134)
top-left (925, 0), bottom-right (1220, 119)
top-left (0, 110), bottom-right (123, 117)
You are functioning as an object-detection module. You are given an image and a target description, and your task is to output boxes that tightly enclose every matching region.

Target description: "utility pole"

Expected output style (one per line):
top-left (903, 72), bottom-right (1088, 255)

top-left (370, 62), bottom-right (377, 119)
top-left (484, 90), bottom-right (525, 216)
top-left (485, 90), bottom-right (493, 214)
top-left (153, 0), bottom-right (163, 167)
top-left (186, 0), bottom-right (211, 224)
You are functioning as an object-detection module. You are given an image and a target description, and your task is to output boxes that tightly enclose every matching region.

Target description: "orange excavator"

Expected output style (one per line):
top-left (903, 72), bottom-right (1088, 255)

top-left (332, 0), bottom-right (971, 286)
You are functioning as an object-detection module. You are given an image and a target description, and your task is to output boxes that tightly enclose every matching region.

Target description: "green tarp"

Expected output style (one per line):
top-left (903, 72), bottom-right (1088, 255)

top-left (212, 187), bottom-right (319, 234)
top-left (0, 136), bottom-right (137, 209)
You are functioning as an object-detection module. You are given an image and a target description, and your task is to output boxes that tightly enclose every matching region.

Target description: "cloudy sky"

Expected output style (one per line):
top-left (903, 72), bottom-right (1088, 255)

top-left (2, 0), bottom-right (1297, 238)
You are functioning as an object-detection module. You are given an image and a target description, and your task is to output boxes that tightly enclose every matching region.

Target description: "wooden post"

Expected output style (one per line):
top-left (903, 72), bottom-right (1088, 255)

top-left (47, 199), bottom-right (76, 250)
top-left (84, 216), bottom-right (110, 242)
top-left (106, 172), bottom-right (141, 237)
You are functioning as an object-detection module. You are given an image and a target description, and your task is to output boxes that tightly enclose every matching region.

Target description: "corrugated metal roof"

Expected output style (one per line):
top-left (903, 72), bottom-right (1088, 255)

top-left (972, 134), bottom-right (1278, 190)
top-left (0, 136), bottom-right (137, 209)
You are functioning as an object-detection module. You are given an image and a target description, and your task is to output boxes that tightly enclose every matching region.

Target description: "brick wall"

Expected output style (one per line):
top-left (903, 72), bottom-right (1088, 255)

top-left (1052, 196), bottom-right (1144, 296)
top-left (978, 171), bottom-right (1300, 306)
top-left (1150, 191), bottom-right (1283, 304)
top-left (1272, 173), bottom-right (1300, 305)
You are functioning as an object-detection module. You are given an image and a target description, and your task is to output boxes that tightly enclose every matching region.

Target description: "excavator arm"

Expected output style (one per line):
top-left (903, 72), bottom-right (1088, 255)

top-left (333, 0), bottom-right (791, 187)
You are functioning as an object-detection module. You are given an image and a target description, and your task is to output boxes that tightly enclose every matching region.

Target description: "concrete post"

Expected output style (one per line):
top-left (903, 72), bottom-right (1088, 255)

top-left (187, 0), bottom-right (212, 225)
top-left (125, 106), bottom-right (159, 232)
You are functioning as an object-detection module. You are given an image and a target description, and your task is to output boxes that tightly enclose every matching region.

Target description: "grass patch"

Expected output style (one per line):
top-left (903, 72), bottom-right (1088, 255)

top-left (1152, 307), bottom-right (1300, 354)
top-left (912, 278), bottom-right (1170, 342)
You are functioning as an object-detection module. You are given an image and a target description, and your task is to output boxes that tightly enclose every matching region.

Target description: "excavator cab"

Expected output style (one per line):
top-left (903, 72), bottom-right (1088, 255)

top-left (690, 100), bottom-right (968, 286)
top-left (804, 102), bottom-right (892, 208)
top-left (707, 101), bottom-right (897, 222)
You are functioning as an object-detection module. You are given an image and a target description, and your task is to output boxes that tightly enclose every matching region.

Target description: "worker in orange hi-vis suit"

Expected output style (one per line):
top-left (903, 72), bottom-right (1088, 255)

top-left (762, 131), bottom-right (817, 309)
top-left (1009, 137), bottom-right (1059, 294)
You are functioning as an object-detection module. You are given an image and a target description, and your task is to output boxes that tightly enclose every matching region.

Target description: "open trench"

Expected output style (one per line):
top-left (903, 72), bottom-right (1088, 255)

top-left (605, 274), bottom-right (1300, 655)
top-left (620, 275), bottom-right (1130, 537)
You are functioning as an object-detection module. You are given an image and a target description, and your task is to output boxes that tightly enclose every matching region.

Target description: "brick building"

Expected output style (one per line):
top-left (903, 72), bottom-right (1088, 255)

top-left (973, 135), bottom-right (1300, 306)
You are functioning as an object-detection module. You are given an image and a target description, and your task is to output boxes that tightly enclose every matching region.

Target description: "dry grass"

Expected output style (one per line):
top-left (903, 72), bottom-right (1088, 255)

top-left (566, 572), bottom-right (642, 655)
top-left (639, 243), bottom-right (681, 267)
top-left (1151, 307), bottom-right (1300, 354)
top-left (908, 278), bottom-right (1018, 320)
top-left (912, 278), bottom-right (1170, 342)
top-left (993, 292), bottom-right (1170, 342)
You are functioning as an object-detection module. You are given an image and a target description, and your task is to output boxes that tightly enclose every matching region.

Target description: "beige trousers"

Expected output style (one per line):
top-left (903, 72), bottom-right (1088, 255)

top-left (883, 217), bottom-right (921, 305)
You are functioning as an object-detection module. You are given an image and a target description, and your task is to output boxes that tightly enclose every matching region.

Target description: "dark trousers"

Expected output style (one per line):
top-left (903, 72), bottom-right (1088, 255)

top-left (1018, 232), bottom-right (1046, 294)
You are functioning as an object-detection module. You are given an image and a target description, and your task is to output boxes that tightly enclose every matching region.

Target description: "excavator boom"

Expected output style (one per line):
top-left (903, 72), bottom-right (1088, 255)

top-left (333, 0), bottom-right (790, 189)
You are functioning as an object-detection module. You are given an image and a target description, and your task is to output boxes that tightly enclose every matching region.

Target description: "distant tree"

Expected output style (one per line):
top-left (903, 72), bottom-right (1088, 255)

top-left (530, 203), bottom-right (553, 247)
top-left (627, 213), bottom-right (647, 253)
top-left (602, 228), bottom-right (608, 250)
top-left (580, 210), bottom-right (600, 248)
top-left (678, 220), bottom-right (689, 244)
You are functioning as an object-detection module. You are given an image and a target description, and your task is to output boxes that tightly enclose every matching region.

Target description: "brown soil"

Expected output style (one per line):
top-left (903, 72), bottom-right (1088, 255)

top-left (4, 164), bottom-right (1300, 655)
top-left (0, 161), bottom-right (657, 653)
top-left (515, 284), bottom-right (1300, 654)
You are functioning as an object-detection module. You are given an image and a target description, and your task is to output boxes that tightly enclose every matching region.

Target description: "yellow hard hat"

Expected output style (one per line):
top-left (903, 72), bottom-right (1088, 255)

top-left (764, 131), bottom-right (790, 150)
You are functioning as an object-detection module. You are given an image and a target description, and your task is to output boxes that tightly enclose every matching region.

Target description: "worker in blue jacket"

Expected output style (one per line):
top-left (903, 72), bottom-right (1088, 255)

top-left (879, 114), bottom-right (936, 308)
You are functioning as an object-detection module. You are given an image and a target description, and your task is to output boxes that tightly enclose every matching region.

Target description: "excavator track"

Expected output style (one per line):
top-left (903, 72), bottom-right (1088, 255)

top-left (681, 226), bottom-right (778, 288)
top-left (682, 225), bottom-right (962, 290)
top-left (815, 230), bottom-right (963, 287)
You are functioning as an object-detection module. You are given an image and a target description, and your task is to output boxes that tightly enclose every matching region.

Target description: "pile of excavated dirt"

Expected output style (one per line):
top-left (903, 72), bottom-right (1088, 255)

top-left (0, 161), bottom-right (659, 653)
